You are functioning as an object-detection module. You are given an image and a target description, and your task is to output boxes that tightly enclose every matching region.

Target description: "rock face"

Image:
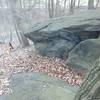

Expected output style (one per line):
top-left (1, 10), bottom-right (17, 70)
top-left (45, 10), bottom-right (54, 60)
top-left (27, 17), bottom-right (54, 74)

top-left (25, 29), bottom-right (81, 59)
top-left (1, 72), bottom-right (79, 100)
top-left (67, 38), bottom-right (100, 72)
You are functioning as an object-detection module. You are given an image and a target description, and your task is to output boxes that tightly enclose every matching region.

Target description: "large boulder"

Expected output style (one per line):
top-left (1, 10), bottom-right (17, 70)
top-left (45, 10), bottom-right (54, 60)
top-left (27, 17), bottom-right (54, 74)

top-left (22, 10), bottom-right (100, 41)
top-left (24, 10), bottom-right (100, 59)
top-left (25, 29), bottom-right (80, 59)
top-left (1, 72), bottom-right (79, 100)
top-left (66, 38), bottom-right (100, 72)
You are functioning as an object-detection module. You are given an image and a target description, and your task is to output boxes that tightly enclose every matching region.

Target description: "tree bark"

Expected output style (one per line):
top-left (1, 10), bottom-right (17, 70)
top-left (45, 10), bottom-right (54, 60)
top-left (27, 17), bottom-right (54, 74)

top-left (74, 58), bottom-right (100, 100)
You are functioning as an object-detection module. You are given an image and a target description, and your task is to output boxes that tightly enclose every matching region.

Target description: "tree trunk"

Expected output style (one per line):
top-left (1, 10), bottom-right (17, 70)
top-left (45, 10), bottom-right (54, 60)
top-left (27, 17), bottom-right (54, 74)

top-left (45, 0), bottom-right (48, 13)
top-left (77, 0), bottom-right (80, 8)
top-left (88, 0), bottom-right (94, 9)
top-left (69, 0), bottom-right (76, 14)
top-left (39, 0), bottom-right (41, 9)
top-left (19, 0), bottom-right (22, 8)
top-left (48, 0), bottom-right (54, 18)
top-left (96, 0), bottom-right (100, 8)
top-left (74, 58), bottom-right (100, 100)
top-left (51, 0), bottom-right (54, 17)
top-left (48, 0), bottom-right (51, 18)
top-left (55, 0), bottom-right (59, 16)
top-left (63, 0), bottom-right (67, 12)
top-left (8, 0), bottom-right (30, 47)
top-left (23, 0), bottom-right (26, 8)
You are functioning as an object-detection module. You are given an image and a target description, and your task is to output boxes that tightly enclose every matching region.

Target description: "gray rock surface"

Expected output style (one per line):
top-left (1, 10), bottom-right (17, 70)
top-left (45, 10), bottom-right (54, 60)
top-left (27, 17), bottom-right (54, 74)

top-left (1, 72), bottom-right (79, 100)
top-left (67, 38), bottom-right (100, 72)
top-left (25, 29), bottom-right (80, 59)
top-left (21, 9), bottom-right (100, 34)
top-left (24, 9), bottom-right (100, 59)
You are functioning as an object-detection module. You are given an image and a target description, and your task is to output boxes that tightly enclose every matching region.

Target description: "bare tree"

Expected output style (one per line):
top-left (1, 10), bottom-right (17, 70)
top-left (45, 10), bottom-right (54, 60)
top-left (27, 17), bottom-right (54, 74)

top-left (63, 0), bottom-right (67, 12)
top-left (19, 0), bottom-right (22, 8)
top-left (48, 0), bottom-right (54, 18)
top-left (69, 0), bottom-right (76, 14)
top-left (77, 0), bottom-right (81, 8)
top-left (45, 0), bottom-right (48, 13)
top-left (55, 0), bottom-right (60, 17)
top-left (88, 0), bottom-right (94, 9)
top-left (96, 0), bottom-right (100, 8)
top-left (51, 0), bottom-right (54, 17)
top-left (8, 0), bottom-right (30, 47)
top-left (48, 0), bottom-right (51, 18)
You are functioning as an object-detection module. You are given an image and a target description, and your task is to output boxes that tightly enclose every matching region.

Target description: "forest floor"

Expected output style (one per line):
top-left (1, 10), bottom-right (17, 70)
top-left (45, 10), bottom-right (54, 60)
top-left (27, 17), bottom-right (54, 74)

top-left (0, 45), bottom-right (84, 96)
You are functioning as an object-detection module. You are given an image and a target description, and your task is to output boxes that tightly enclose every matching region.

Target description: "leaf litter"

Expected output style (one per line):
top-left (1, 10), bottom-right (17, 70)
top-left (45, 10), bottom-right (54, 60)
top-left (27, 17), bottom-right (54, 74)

top-left (0, 47), bottom-right (84, 96)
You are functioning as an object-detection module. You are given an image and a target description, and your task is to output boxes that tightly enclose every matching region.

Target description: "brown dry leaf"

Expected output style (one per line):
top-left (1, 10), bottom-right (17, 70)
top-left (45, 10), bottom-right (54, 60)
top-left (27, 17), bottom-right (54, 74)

top-left (0, 47), bottom-right (84, 96)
